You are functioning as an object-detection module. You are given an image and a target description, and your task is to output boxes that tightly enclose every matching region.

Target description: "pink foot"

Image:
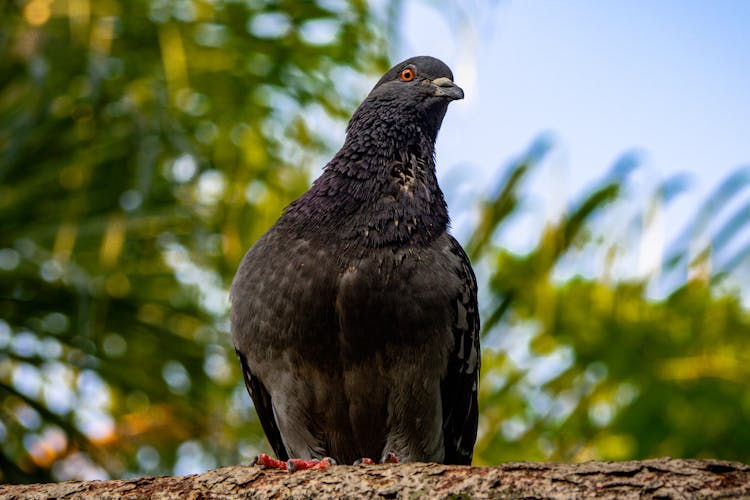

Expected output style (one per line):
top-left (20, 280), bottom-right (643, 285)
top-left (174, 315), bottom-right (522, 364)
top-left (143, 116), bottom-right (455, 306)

top-left (252, 453), bottom-right (288, 470)
top-left (253, 453), bottom-right (336, 472)
top-left (287, 456), bottom-right (336, 472)
top-left (354, 458), bottom-right (375, 465)
top-left (383, 452), bottom-right (400, 464)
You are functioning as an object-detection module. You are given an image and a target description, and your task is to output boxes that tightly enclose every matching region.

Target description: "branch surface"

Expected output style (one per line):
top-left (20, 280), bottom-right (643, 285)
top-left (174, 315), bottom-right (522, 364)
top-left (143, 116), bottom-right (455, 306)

top-left (1, 458), bottom-right (749, 499)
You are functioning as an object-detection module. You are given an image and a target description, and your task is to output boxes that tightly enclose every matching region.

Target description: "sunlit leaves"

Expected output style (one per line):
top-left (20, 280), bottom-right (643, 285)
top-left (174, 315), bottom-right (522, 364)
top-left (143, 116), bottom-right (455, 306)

top-left (0, 0), bottom-right (387, 483)
top-left (472, 139), bottom-right (750, 465)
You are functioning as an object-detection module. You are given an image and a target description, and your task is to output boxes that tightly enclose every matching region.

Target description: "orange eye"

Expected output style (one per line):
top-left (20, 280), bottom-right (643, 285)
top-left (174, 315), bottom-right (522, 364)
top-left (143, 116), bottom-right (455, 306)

top-left (399, 67), bottom-right (415, 82)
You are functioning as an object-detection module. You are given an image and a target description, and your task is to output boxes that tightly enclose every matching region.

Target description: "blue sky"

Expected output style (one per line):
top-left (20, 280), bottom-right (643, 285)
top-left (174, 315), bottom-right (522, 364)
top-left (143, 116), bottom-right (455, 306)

top-left (389, 0), bottom-right (750, 412)
top-left (392, 0), bottom-right (750, 274)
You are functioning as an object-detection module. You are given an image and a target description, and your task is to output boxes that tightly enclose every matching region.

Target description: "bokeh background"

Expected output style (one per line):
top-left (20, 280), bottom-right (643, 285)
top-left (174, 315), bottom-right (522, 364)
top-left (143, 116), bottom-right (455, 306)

top-left (2, 0), bottom-right (750, 483)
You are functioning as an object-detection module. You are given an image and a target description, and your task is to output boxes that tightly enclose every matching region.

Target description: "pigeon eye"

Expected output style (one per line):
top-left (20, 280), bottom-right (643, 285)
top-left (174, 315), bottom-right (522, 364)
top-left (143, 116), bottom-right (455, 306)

top-left (399, 67), bottom-right (415, 82)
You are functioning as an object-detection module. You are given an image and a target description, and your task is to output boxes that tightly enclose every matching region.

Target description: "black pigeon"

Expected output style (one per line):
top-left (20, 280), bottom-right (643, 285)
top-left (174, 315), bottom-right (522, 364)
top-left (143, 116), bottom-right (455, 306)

top-left (230, 56), bottom-right (480, 467)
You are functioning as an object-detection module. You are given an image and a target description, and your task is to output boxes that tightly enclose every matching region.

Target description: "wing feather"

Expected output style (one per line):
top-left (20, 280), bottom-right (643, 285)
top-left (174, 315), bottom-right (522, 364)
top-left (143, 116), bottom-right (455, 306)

top-left (236, 349), bottom-right (288, 461)
top-left (441, 236), bottom-right (480, 465)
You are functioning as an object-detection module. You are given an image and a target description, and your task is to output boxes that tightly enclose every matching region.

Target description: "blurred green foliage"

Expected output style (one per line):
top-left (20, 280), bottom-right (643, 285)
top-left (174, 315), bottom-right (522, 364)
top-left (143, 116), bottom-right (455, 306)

top-left (470, 141), bottom-right (750, 465)
top-left (0, 0), bottom-right (388, 483)
top-left (1, 0), bottom-right (749, 485)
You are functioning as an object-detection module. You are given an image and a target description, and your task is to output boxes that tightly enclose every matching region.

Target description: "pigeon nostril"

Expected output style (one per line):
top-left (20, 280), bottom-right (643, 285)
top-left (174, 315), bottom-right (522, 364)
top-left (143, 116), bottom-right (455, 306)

top-left (433, 77), bottom-right (455, 88)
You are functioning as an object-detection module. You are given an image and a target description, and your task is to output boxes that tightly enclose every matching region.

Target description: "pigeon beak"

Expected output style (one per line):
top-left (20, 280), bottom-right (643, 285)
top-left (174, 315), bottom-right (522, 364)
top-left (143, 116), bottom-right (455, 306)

top-left (431, 77), bottom-right (464, 101)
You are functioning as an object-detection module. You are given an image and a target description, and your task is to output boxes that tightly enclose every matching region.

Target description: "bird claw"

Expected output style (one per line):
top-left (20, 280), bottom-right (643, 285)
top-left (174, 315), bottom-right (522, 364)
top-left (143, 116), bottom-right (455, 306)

top-left (253, 452), bottom-right (395, 470)
top-left (287, 456), bottom-right (336, 472)
top-left (251, 453), bottom-right (288, 470)
top-left (252, 453), bottom-right (337, 472)
top-left (354, 453), bottom-right (399, 465)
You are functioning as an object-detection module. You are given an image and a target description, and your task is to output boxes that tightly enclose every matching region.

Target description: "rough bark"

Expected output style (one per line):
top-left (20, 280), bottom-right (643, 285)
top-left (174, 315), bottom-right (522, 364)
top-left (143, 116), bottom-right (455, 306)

top-left (1, 458), bottom-right (748, 499)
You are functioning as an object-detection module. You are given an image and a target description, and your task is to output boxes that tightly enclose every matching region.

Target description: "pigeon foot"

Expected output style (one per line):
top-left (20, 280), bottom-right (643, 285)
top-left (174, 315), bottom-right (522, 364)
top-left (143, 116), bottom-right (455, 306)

top-left (252, 453), bottom-right (336, 472)
top-left (287, 457), bottom-right (336, 472)
top-left (353, 457), bottom-right (375, 465)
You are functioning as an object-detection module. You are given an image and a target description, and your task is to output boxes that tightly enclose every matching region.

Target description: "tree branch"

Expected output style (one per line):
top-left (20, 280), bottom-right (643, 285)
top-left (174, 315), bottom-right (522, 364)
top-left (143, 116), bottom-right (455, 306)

top-left (1, 458), bottom-right (748, 499)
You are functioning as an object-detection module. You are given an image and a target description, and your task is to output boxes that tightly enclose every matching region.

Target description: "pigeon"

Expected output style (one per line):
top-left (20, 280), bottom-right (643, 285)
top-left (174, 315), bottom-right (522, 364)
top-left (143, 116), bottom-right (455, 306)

top-left (230, 56), bottom-right (480, 470)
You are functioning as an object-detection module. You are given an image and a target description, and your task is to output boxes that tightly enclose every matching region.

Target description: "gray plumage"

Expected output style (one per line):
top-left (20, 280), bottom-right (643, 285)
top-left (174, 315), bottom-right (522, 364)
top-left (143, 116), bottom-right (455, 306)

top-left (230, 56), bottom-right (480, 465)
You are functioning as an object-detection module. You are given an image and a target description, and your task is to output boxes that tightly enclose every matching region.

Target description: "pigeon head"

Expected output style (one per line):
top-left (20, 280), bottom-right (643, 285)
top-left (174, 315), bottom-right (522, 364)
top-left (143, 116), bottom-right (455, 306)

top-left (347, 56), bottom-right (463, 146)
top-left (300, 56), bottom-right (461, 241)
top-left (370, 56), bottom-right (464, 103)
